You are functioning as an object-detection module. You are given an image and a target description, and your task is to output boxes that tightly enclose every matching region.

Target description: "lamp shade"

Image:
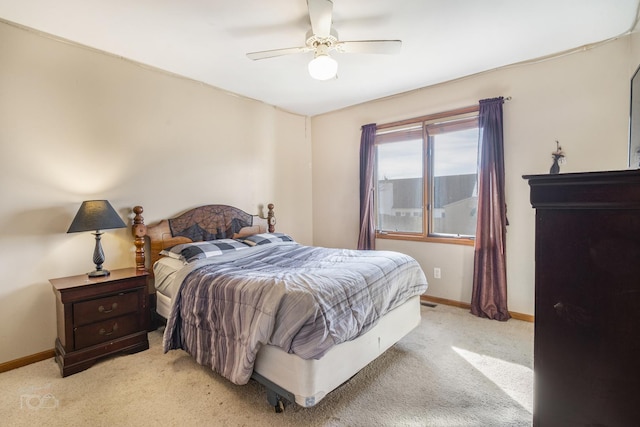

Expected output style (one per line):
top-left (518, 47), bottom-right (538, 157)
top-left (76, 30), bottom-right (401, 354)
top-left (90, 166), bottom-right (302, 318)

top-left (308, 54), bottom-right (337, 81)
top-left (67, 200), bottom-right (126, 233)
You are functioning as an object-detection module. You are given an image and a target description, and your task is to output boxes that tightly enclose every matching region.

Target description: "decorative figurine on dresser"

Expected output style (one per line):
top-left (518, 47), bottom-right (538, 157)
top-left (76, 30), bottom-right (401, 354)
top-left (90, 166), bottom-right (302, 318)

top-left (524, 170), bottom-right (640, 426)
top-left (549, 140), bottom-right (564, 174)
top-left (50, 201), bottom-right (149, 377)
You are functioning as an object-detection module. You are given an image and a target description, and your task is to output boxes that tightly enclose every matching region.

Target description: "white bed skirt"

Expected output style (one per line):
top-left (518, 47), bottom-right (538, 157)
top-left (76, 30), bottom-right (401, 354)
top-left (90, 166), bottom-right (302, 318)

top-left (156, 290), bottom-right (173, 320)
top-left (254, 294), bottom-right (422, 407)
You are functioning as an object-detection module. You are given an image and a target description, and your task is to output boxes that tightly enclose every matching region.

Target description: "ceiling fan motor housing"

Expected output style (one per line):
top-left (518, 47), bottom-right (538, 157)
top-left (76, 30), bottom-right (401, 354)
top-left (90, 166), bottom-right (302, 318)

top-left (305, 29), bottom-right (339, 52)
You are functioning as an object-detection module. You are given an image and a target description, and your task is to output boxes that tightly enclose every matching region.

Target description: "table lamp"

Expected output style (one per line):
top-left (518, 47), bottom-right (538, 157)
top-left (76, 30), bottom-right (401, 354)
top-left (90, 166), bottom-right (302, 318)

top-left (67, 200), bottom-right (126, 277)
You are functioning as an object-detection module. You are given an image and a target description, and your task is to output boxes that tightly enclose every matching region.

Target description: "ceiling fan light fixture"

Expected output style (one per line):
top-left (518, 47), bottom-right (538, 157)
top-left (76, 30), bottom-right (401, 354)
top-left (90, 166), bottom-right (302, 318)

top-left (246, 0), bottom-right (401, 82)
top-left (308, 52), bottom-right (337, 81)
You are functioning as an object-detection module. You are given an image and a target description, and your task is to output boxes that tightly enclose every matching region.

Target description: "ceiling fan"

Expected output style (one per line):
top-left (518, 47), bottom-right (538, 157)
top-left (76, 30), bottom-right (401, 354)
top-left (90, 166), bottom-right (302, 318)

top-left (246, 0), bottom-right (402, 80)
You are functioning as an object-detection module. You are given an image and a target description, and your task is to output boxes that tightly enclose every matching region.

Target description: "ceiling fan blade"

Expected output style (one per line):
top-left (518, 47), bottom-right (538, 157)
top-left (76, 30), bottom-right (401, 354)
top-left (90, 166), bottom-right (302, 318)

top-left (336, 40), bottom-right (402, 55)
top-left (246, 46), bottom-right (309, 60)
top-left (307, 0), bottom-right (333, 38)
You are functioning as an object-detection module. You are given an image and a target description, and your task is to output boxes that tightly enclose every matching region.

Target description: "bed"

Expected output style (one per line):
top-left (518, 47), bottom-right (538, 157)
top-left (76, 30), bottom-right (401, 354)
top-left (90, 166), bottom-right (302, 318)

top-left (132, 204), bottom-right (428, 411)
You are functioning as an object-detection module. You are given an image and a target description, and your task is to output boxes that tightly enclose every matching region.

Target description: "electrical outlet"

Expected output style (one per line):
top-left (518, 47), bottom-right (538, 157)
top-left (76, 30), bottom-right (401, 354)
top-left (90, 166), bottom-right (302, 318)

top-left (434, 267), bottom-right (441, 279)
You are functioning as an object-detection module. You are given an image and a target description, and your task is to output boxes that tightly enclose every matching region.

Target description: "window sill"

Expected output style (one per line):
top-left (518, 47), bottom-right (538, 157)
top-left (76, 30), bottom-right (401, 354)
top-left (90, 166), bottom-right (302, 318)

top-left (376, 233), bottom-right (475, 246)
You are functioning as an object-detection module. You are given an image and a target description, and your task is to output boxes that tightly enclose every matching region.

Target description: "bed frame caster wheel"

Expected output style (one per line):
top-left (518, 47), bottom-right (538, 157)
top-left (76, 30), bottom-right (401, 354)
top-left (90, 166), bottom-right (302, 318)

top-left (266, 389), bottom-right (285, 413)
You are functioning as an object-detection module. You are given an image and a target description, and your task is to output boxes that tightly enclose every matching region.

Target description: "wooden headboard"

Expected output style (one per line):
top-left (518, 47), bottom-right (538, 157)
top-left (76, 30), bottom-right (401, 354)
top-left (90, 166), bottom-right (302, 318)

top-left (132, 204), bottom-right (275, 272)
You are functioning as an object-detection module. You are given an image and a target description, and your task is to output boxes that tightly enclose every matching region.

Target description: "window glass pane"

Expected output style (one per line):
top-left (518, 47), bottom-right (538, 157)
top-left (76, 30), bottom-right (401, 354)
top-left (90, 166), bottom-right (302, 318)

top-left (376, 139), bottom-right (423, 233)
top-left (373, 107), bottom-right (479, 243)
top-left (430, 127), bottom-right (479, 237)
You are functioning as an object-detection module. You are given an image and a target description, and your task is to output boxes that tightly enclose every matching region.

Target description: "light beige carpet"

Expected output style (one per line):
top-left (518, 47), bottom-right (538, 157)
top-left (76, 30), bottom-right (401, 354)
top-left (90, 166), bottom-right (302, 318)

top-left (0, 304), bottom-right (533, 426)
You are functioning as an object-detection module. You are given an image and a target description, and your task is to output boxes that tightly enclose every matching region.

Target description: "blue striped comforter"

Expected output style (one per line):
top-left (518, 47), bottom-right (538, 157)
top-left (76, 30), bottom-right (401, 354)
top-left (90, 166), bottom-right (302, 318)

top-left (163, 242), bottom-right (427, 385)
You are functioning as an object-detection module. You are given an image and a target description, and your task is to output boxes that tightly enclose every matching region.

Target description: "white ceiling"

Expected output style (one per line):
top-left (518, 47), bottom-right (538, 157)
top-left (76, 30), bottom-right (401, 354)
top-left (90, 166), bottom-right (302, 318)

top-left (1, 1), bottom-right (638, 116)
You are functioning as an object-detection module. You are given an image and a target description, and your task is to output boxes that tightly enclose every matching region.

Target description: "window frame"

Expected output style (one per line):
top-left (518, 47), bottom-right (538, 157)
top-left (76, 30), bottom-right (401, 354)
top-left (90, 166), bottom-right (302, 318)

top-left (374, 105), bottom-right (479, 246)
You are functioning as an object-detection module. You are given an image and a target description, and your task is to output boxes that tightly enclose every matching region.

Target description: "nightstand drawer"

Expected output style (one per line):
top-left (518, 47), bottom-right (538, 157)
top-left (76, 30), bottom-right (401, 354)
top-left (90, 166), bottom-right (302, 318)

top-left (73, 291), bottom-right (140, 326)
top-left (74, 313), bottom-right (140, 349)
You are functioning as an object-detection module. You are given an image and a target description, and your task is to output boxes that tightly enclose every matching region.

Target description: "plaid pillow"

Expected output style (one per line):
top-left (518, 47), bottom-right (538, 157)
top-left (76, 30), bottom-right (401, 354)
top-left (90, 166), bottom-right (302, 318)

top-left (161, 239), bottom-right (250, 262)
top-left (242, 232), bottom-right (294, 246)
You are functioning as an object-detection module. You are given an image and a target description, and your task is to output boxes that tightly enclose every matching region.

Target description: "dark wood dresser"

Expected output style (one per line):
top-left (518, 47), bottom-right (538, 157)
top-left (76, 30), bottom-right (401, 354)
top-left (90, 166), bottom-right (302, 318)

top-left (50, 267), bottom-right (149, 377)
top-left (525, 170), bottom-right (640, 426)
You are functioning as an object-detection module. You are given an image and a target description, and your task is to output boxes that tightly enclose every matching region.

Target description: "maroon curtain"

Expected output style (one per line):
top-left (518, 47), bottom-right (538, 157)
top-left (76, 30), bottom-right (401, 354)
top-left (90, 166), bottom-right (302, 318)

top-left (471, 97), bottom-right (510, 321)
top-left (357, 123), bottom-right (377, 250)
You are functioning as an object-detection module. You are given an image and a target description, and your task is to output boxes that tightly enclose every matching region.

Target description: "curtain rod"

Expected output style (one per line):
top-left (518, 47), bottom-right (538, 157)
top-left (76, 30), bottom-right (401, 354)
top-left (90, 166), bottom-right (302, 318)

top-left (458, 95), bottom-right (513, 111)
top-left (463, 95), bottom-right (512, 107)
top-left (374, 96), bottom-right (511, 131)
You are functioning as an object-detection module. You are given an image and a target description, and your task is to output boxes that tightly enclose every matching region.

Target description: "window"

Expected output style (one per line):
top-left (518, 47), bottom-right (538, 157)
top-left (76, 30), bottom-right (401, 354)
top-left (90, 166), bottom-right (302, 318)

top-left (374, 107), bottom-right (479, 244)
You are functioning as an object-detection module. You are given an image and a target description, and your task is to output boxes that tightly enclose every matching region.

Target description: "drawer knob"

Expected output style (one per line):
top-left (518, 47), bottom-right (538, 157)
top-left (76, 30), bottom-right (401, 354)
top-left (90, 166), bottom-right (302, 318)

top-left (98, 303), bottom-right (118, 314)
top-left (99, 323), bottom-right (119, 336)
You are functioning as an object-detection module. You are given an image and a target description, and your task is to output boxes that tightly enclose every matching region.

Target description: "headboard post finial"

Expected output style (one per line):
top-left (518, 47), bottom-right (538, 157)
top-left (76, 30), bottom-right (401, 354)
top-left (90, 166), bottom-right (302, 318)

top-left (132, 206), bottom-right (147, 272)
top-left (267, 203), bottom-right (275, 233)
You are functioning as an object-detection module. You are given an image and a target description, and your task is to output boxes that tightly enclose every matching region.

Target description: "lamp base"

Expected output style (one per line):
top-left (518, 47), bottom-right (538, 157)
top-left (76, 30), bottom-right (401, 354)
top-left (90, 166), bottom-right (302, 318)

top-left (88, 269), bottom-right (110, 277)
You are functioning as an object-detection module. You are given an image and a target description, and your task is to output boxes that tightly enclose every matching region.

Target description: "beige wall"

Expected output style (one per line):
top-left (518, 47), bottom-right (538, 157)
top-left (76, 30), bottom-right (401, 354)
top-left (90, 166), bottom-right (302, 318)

top-left (632, 30), bottom-right (640, 74)
top-left (0, 21), bottom-right (311, 364)
top-left (311, 34), bottom-right (638, 317)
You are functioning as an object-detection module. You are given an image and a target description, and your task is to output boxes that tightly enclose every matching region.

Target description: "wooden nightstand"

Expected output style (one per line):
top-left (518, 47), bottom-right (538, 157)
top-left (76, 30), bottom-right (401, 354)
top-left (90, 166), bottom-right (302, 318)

top-left (49, 267), bottom-right (149, 377)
